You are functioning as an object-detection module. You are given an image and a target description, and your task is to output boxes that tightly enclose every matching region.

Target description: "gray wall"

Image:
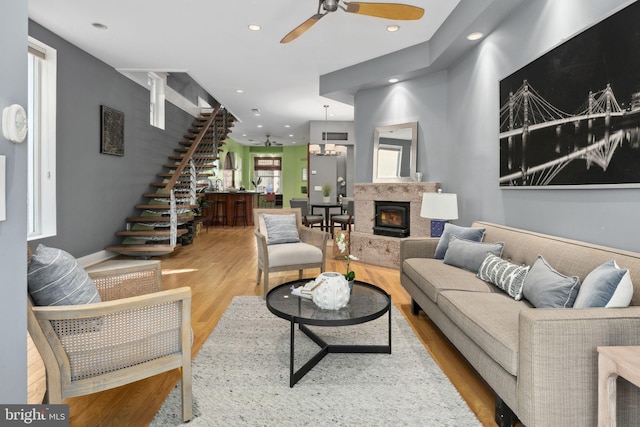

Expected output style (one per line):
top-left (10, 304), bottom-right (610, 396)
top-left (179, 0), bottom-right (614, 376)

top-left (28, 21), bottom-right (195, 257)
top-left (354, 0), bottom-right (640, 252)
top-left (0, 0), bottom-right (28, 403)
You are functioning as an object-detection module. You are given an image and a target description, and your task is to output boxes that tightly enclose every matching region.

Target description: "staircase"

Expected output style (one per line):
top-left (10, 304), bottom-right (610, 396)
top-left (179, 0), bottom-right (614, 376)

top-left (106, 105), bottom-right (235, 258)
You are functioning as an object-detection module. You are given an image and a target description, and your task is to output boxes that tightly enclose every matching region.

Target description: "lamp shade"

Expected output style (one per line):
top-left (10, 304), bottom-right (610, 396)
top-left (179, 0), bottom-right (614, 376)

top-left (420, 192), bottom-right (458, 220)
top-left (309, 144), bottom-right (321, 154)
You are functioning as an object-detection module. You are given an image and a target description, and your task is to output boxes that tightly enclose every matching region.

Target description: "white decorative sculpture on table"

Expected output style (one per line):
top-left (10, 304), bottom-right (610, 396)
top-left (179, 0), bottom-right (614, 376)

top-left (312, 272), bottom-right (350, 310)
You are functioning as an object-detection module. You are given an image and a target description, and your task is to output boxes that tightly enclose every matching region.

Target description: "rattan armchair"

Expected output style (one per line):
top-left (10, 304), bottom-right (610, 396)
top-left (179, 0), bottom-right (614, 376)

top-left (254, 208), bottom-right (328, 298)
top-left (27, 260), bottom-right (193, 422)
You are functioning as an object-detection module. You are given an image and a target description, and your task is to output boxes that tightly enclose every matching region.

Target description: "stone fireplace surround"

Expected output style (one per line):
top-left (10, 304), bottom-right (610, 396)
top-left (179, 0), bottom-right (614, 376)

top-left (350, 182), bottom-right (439, 269)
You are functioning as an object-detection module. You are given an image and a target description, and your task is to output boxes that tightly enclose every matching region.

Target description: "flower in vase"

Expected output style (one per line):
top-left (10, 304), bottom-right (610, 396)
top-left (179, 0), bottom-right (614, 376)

top-left (335, 232), bottom-right (358, 281)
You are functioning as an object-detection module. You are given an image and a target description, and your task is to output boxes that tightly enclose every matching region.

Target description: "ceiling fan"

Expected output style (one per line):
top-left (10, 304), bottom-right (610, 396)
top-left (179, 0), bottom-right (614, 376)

top-left (281, 0), bottom-right (425, 43)
top-left (252, 135), bottom-right (283, 147)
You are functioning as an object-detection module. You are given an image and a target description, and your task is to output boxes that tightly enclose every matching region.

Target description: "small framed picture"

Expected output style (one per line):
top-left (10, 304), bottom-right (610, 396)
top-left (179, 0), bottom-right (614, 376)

top-left (101, 105), bottom-right (124, 156)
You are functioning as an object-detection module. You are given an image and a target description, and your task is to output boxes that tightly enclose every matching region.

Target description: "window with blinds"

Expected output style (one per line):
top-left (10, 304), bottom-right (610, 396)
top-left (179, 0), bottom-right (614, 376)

top-left (254, 157), bottom-right (282, 193)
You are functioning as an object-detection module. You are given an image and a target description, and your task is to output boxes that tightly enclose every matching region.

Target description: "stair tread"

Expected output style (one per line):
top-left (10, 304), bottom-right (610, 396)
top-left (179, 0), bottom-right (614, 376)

top-left (116, 230), bottom-right (188, 236)
top-left (134, 204), bottom-right (197, 210)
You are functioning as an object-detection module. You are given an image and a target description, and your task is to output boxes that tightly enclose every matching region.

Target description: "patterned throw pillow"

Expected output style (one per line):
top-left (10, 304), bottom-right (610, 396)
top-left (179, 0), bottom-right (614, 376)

top-left (263, 213), bottom-right (300, 245)
top-left (27, 244), bottom-right (101, 306)
top-left (477, 253), bottom-right (530, 300)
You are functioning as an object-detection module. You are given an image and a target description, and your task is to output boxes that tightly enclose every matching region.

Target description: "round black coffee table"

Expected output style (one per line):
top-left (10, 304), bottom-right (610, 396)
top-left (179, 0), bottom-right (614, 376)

top-left (266, 278), bottom-right (391, 387)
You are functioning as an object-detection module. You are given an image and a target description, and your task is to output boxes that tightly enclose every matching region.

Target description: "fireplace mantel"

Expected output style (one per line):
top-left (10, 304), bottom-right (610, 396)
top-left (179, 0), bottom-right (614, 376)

top-left (350, 182), bottom-right (439, 268)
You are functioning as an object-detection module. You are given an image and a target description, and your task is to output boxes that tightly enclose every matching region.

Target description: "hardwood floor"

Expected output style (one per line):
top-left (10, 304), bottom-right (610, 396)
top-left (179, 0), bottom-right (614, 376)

top-left (28, 226), bottom-right (496, 426)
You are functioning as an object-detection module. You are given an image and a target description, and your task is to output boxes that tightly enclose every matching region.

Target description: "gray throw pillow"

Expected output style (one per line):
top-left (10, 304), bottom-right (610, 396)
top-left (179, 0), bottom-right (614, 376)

top-left (434, 223), bottom-right (486, 259)
top-left (522, 255), bottom-right (580, 308)
top-left (443, 235), bottom-right (504, 273)
top-left (477, 253), bottom-right (530, 300)
top-left (573, 260), bottom-right (633, 308)
top-left (263, 213), bottom-right (300, 245)
top-left (27, 244), bottom-right (101, 306)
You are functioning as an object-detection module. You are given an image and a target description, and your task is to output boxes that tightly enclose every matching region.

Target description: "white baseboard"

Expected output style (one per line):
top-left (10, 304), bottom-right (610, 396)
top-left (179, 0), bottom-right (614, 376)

top-left (77, 250), bottom-right (118, 268)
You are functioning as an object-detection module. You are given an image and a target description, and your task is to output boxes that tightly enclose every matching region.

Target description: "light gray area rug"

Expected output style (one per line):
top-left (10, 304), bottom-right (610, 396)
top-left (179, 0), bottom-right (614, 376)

top-left (151, 296), bottom-right (480, 426)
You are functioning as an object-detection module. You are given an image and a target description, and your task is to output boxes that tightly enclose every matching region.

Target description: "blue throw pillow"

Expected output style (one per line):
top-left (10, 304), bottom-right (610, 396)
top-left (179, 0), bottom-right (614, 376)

top-left (263, 213), bottom-right (300, 245)
top-left (434, 223), bottom-right (486, 259)
top-left (573, 260), bottom-right (633, 308)
top-left (523, 255), bottom-right (580, 308)
top-left (443, 236), bottom-right (504, 273)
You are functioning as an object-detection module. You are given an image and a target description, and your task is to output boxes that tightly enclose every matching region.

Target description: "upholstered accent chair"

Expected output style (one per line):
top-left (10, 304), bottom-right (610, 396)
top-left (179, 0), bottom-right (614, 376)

top-left (27, 258), bottom-right (193, 422)
top-left (289, 198), bottom-right (323, 228)
top-left (254, 208), bottom-right (328, 298)
top-left (330, 199), bottom-right (355, 237)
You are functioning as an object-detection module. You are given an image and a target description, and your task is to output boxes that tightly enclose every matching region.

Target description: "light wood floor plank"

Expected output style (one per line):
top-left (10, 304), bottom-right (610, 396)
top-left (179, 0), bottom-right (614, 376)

top-left (28, 226), bottom-right (496, 426)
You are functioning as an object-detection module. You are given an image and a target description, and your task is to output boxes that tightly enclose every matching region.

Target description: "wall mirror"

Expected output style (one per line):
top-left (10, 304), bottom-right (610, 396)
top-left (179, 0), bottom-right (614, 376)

top-left (372, 121), bottom-right (417, 182)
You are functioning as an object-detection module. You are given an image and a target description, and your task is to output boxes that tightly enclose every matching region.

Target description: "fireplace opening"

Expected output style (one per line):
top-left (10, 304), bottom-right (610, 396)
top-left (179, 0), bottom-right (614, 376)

top-left (373, 201), bottom-right (410, 238)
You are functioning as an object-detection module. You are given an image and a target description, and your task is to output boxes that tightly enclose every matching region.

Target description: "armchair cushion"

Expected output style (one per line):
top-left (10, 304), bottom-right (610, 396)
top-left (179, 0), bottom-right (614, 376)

top-left (263, 213), bottom-right (300, 245)
top-left (267, 242), bottom-right (323, 267)
top-left (27, 244), bottom-right (101, 306)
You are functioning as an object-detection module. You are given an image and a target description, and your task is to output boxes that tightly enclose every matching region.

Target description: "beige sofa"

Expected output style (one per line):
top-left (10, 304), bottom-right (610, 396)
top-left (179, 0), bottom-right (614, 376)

top-left (400, 221), bottom-right (640, 427)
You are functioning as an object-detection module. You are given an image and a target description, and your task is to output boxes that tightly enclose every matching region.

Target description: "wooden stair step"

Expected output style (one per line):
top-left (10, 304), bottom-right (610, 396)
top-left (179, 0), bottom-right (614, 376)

top-left (116, 229), bottom-right (188, 237)
top-left (135, 204), bottom-right (197, 210)
top-left (149, 182), bottom-right (208, 188)
top-left (156, 172), bottom-right (212, 178)
top-left (106, 244), bottom-right (180, 257)
top-left (127, 215), bottom-right (194, 222)
top-left (168, 155), bottom-right (217, 161)
top-left (164, 163), bottom-right (216, 169)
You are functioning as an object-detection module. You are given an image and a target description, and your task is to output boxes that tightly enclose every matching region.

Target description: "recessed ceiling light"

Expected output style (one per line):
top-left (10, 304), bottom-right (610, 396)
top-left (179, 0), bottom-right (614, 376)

top-left (289, 134), bottom-right (294, 137)
top-left (292, 141), bottom-right (296, 144)
top-left (388, 78), bottom-right (399, 83)
top-left (257, 124), bottom-right (263, 128)
top-left (236, 89), bottom-right (244, 93)
top-left (284, 125), bottom-right (290, 128)
top-left (92, 22), bottom-right (108, 30)
top-left (466, 32), bottom-right (484, 41)
top-left (248, 24), bottom-right (261, 31)
top-left (387, 25), bottom-right (400, 32)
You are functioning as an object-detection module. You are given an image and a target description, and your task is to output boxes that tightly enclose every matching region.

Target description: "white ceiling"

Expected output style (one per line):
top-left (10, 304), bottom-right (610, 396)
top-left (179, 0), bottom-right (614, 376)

top-left (27, 0), bottom-right (477, 146)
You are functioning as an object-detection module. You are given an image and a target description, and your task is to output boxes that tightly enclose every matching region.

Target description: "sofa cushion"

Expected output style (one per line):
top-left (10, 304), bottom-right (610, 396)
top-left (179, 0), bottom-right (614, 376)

top-left (402, 258), bottom-right (497, 303)
top-left (268, 242), bottom-right (322, 268)
top-left (263, 213), bottom-right (300, 245)
top-left (523, 255), bottom-right (580, 308)
top-left (477, 253), bottom-right (530, 300)
top-left (443, 236), bottom-right (504, 273)
top-left (27, 244), bottom-right (101, 306)
top-left (438, 290), bottom-right (532, 376)
top-left (573, 260), bottom-right (633, 308)
top-left (434, 223), bottom-right (486, 259)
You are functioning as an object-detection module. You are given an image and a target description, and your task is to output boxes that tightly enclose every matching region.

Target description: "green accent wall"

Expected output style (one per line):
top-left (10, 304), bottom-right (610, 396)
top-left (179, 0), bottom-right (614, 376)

top-left (216, 139), bottom-right (308, 206)
top-left (282, 145), bottom-right (309, 204)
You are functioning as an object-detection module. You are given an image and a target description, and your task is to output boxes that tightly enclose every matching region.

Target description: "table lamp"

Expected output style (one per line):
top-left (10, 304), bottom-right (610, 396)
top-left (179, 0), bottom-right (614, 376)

top-left (420, 190), bottom-right (458, 237)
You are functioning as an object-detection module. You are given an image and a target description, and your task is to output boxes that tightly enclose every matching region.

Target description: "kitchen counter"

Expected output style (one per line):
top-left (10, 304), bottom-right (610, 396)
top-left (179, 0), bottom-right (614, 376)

top-left (203, 191), bottom-right (259, 226)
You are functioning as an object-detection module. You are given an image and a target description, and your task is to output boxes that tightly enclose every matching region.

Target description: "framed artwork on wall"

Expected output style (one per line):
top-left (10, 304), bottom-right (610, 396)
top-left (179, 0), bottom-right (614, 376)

top-left (499, 1), bottom-right (640, 188)
top-left (100, 105), bottom-right (124, 156)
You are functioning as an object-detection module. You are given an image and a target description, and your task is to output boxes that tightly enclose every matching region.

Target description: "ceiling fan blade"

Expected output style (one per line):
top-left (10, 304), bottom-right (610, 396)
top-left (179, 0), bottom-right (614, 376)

top-left (343, 2), bottom-right (424, 20)
top-left (280, 13), bottom-right (325, 43)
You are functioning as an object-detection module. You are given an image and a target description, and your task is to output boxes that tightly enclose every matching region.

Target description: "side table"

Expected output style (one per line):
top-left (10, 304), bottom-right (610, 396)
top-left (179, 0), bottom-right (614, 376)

top-left (597, 346), bottom-right (640, 426)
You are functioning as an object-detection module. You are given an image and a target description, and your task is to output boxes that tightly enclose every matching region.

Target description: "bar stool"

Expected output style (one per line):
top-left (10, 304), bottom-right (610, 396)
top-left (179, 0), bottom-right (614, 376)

top-left (212, 200), bottom-right (227, 227)
top-left (233, 199), bottom-right (248, 226)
